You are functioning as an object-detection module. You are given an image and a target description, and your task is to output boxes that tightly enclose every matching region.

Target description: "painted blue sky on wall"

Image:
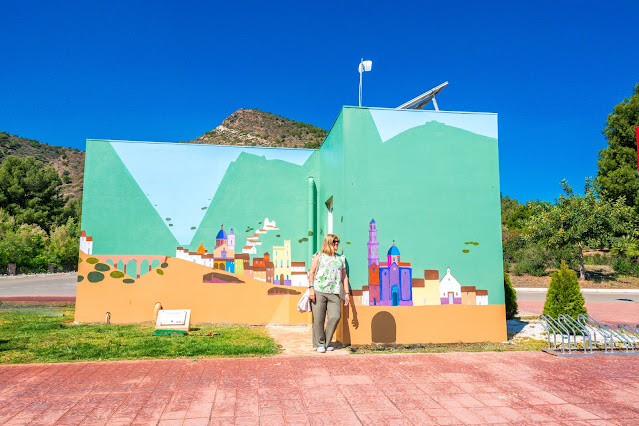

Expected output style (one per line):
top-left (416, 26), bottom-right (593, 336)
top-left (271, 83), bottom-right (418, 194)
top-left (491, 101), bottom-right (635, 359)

top-left (109, 141), bottom-right (315, 244)
top-left (368, 108), bottom-right (498, 142)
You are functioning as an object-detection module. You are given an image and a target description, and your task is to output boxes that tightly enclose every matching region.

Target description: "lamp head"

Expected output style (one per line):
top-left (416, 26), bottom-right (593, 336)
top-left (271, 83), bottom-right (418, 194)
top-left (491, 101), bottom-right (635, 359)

top-left (359, 60), bottom-right (372, 73)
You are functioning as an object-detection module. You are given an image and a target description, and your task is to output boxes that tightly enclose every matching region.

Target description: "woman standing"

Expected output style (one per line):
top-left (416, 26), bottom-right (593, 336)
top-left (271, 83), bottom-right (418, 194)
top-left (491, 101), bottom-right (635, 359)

top-left (308, 234), bottom-right (349, 353)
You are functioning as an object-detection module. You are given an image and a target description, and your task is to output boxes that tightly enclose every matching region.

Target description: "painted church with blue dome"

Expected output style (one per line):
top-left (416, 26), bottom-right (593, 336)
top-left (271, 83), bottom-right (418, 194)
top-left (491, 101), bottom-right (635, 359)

top-left (368, 219), bottom-right (413, 306)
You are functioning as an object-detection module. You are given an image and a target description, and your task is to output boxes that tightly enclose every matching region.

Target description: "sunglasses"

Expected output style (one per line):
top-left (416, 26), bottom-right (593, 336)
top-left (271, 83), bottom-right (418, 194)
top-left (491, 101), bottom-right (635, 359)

top-left (333, 240), bottom-right (340, 244)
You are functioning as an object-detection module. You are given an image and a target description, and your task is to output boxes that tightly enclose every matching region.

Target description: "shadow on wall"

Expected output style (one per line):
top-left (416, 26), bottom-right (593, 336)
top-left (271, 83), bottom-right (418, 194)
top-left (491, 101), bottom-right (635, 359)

top-left (371, 311), bottom-right (396, 344)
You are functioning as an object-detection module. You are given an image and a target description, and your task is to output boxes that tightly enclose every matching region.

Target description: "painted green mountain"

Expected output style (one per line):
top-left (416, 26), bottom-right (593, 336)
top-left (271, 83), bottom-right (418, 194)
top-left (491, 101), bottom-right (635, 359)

top-left (190, 150), bottom-right (319, 261)
top-left (81, 141), bottom-right (179, 255)
top-left (338, 109), bottom-right (503, 303)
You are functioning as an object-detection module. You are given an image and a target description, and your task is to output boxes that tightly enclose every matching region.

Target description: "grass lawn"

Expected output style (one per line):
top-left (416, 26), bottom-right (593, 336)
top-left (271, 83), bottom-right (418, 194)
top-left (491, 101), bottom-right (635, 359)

top-left (0, 302), bottom-right (280, 364)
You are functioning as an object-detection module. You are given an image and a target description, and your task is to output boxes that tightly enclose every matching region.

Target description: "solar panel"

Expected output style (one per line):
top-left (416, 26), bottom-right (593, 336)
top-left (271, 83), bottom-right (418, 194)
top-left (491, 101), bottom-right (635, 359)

top-left (396, 81), bottom-right (449, 111)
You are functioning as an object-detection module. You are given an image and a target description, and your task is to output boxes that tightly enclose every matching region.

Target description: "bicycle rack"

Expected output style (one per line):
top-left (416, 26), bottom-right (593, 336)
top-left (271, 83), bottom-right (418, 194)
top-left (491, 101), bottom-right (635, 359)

top-left (539, 314), bottom-right (639, 357)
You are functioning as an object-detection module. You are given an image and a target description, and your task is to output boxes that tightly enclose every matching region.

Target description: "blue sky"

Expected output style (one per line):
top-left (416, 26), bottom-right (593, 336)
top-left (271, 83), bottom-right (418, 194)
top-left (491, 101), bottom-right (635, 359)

top-left (1, 1), bottom-right (638, 203)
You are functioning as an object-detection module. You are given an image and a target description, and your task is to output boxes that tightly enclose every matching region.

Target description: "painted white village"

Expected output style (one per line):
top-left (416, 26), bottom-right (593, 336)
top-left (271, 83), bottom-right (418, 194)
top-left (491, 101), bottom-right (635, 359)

top-left (79, 217), bottom-right (491, 307)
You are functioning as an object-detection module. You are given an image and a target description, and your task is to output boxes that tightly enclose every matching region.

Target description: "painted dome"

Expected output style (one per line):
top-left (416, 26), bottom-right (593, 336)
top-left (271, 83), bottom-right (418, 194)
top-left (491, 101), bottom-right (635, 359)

top-left (216, 225), bottom-right (227, 240)
top-left (387, 242), bottom-right (400, 256)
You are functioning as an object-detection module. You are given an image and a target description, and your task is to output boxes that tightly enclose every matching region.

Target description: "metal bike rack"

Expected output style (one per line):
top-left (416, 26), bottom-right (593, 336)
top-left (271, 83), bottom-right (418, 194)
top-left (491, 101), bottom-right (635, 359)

top-left (539, 314), bottom-right (639, 357)
top-left (618, 324), bottom-right (639, 345)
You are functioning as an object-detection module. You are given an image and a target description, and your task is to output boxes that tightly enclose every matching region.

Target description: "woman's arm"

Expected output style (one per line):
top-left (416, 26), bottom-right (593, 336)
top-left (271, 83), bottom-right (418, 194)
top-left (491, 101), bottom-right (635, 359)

top-left (308, 254), bottom-right (319, 302)
top-left (342, 263), bottom-right (350, 306)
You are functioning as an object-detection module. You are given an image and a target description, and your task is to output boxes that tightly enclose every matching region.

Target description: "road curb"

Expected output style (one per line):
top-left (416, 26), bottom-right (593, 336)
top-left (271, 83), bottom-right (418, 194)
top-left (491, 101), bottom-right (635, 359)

top-left (515, 287), bottom-right (639, 294)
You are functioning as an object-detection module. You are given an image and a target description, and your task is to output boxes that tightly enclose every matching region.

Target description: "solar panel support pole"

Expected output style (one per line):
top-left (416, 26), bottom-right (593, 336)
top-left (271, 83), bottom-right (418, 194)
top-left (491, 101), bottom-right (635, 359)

top-left (432, 97), bottom-right (439, 111)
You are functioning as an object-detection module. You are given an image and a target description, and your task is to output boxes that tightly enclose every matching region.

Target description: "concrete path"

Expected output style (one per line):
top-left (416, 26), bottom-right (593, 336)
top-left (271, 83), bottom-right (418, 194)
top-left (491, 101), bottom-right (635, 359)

top-left (0, 352), bottom-right (638, 425)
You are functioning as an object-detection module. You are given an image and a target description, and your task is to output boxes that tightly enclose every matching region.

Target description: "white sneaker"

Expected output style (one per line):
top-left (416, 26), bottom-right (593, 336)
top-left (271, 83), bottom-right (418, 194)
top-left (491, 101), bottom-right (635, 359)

top-left (316, 346), bottom-right (326, 353)
top-left (326, 346), bottom-right (334, 351)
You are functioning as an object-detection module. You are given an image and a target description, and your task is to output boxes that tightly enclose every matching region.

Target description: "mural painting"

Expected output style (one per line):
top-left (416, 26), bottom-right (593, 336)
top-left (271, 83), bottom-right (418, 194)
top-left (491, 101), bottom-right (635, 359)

top-left (77, 106), bottom-right (507, 344)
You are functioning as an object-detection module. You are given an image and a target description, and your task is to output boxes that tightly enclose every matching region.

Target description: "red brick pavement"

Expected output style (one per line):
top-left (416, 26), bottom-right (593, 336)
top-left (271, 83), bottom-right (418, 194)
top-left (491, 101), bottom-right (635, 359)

top-left (0, 352), bottom-right (638, 425)
top-left (519, 301), bottom-right (639, 326)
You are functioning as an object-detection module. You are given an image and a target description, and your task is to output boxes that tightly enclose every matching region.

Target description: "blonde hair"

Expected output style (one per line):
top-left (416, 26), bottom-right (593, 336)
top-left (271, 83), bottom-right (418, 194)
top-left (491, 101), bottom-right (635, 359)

top-left (320, 234), bottom-right (339, 256)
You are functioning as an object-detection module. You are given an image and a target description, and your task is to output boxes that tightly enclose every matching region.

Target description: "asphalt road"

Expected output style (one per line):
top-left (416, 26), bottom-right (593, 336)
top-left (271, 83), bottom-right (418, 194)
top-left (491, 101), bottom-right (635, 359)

top-left (0, 274), bottom-right (77, 296)
top-left (515, 288), bottom-right (639, 304)
top-left (1, 274), bottom-right (638, 304)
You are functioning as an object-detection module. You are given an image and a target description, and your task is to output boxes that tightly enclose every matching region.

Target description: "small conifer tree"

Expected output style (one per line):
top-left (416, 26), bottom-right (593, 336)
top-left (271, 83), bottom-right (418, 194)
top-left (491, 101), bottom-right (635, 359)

top-left (504, 272), bottom-right (518, 320)
top-left (543, 260), bottom-right (587, 318)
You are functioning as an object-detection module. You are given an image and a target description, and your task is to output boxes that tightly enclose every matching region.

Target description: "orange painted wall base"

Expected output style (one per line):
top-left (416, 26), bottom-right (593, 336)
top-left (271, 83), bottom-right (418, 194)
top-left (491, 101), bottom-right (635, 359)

top-left (75, 252), bottom-right (311, 326)
top-left (336, 303), bottom-right (507, 345)
top-left (76, 252), bottom-right (506, 344)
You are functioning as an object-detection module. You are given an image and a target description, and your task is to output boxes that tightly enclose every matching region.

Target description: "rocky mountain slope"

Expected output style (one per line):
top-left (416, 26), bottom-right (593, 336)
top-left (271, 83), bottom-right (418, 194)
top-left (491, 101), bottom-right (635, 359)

top-left (188, 109), bottom-right (327, 149)
top-left (0, 132), bottom-right (85, 200)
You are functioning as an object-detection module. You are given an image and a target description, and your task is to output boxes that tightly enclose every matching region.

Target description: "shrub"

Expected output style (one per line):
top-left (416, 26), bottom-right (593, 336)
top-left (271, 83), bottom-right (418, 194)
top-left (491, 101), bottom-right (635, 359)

top-left (612, 258), bottom-right (629, 274)
top-left (512, 259), bottom-right (547, 276)
top-left (612, 258), bottom-right (639, 277)
top-left (584, 253), bottom-right (611, 266)
top-left (504, 272), bottom-right (518, 320)
top-left (548, 246), bottom-right (579, 270)
top-left (543, 260), bottom-right (587, 318)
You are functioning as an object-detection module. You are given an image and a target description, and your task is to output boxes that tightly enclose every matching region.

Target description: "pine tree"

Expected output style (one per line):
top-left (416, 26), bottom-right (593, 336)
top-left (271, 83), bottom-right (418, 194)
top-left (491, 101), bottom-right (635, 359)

top-left (542, 261), bottom-right (587, 318)
top-left (504, 272), bottom-right (518, 320)
top-left (596, 83), bottom-right (639, 210)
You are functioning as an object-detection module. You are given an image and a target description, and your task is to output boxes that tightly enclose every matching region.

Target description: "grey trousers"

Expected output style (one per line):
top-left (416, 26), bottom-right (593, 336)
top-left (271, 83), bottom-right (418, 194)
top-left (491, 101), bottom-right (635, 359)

top-left (311, 291), bottom-right (341, 348)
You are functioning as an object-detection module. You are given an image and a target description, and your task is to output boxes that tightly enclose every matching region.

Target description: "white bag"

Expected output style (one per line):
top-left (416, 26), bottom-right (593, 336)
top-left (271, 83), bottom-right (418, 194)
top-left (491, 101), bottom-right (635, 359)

top-left (297, 288), bottom-right (311, 313)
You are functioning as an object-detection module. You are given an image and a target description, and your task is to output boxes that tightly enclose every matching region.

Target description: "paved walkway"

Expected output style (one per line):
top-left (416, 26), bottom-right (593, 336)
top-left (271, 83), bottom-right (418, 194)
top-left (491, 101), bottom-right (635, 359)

top-left (0, 352), bottom-right (638, 425)
top-left (266, 325), bottom-right (348, 357)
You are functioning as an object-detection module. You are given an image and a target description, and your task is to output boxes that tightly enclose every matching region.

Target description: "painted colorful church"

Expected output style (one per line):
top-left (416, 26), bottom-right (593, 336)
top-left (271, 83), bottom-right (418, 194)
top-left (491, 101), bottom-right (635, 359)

top-left (368, 219), bottom-right (413, 306)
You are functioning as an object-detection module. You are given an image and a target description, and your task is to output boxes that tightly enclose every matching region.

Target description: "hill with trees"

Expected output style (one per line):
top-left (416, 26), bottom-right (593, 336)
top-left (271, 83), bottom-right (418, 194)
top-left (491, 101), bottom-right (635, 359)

top-left (187, 109), bottom-right (327, 149)
top-left (0, 132), bottom-right (84, 200)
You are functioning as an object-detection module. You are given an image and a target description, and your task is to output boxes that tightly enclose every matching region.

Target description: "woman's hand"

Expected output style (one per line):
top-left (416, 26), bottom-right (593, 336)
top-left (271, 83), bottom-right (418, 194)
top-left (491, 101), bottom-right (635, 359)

top-left (343, 293), bottom-right (350, 306)
top-left (309, 287), bottom-right (315, 303)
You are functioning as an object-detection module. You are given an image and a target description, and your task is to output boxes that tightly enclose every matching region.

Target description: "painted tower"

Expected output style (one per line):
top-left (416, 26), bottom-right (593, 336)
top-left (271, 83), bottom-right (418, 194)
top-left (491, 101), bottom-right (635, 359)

top-left (215, 225), bottom-right (227, 248)
top-left (368, 219), bottom-right (379, 266)
top-left (228, 228), bottom-right (235, 252)
top-left (368, 219), bottom-right (381, 306)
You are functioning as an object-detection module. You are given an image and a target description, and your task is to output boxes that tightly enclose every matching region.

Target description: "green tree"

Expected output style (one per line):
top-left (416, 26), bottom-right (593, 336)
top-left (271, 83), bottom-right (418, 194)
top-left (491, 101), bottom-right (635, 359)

top-left (500, 195), bottom-right (521, 227)
top-left (46, 217), bottom-right (80, 271)
top-left (524, 179), bottom-right (635, 279)
top-left (610, 235), bottom-right (639, 259)
top-left (543, 261), bottom-right (587, 318)
top-left (0, 209), bottom-right (48, 272)
top-left (504, 272), bottom-right (518, 320)
top-left (0, 156), bottom-right (65, 231)
top-left (596, 83), bottom-right (639, 210)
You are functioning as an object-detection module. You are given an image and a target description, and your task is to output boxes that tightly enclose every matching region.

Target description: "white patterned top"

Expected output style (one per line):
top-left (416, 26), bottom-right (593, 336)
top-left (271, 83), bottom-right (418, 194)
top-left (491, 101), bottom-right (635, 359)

top-left (312, 253), bottom-right (345, 294)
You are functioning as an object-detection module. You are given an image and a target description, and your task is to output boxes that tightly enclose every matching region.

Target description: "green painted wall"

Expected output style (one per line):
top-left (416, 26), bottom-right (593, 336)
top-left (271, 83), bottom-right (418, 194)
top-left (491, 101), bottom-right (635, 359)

top-left (191, 150), bottom-right (319, 264)
top-left (81, 140), bottom-right (179, 255)
top-left (318, 110), bottom-right (345, 247)
top-left (324, 107), bottom-right (504, 304)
